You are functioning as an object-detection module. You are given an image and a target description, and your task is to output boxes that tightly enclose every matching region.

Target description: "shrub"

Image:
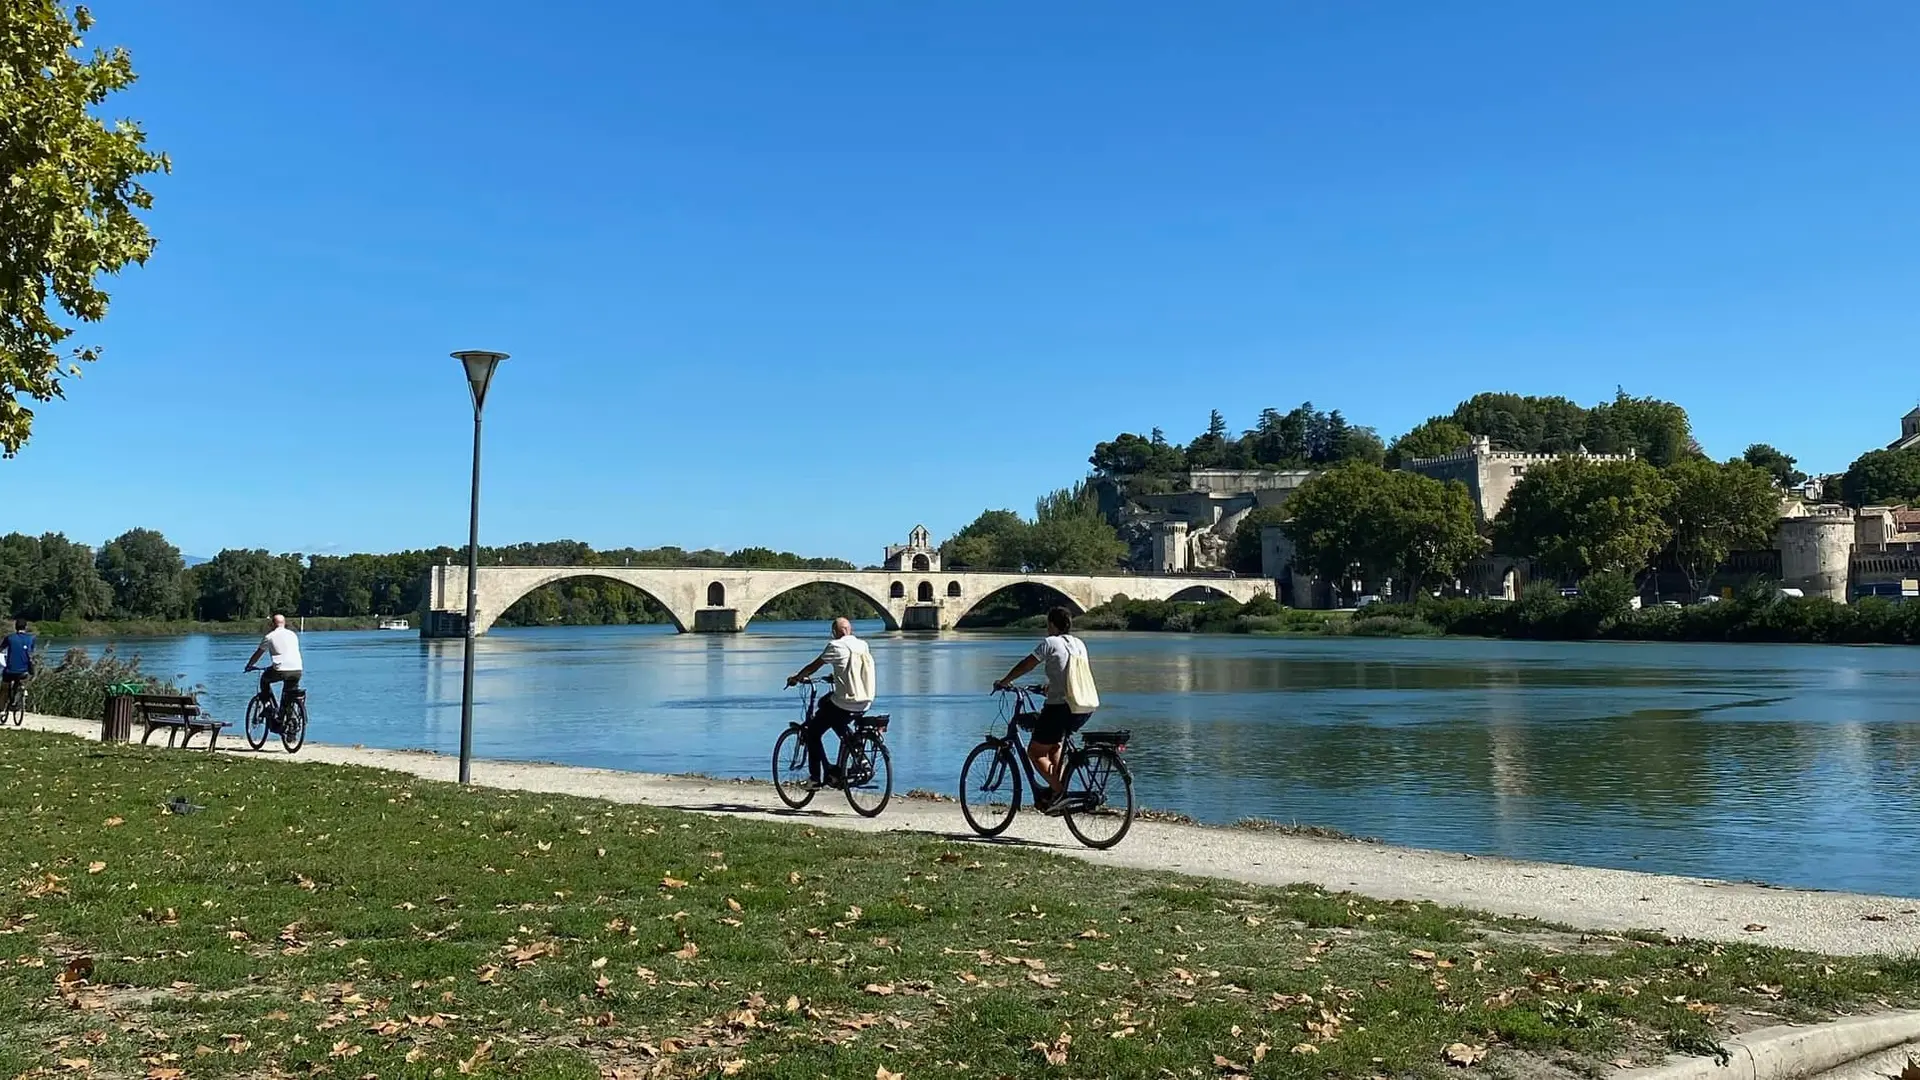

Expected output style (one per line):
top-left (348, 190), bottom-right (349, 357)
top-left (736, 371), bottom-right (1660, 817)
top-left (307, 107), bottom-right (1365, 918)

top-left (26, 646), bottom-right (189, 722)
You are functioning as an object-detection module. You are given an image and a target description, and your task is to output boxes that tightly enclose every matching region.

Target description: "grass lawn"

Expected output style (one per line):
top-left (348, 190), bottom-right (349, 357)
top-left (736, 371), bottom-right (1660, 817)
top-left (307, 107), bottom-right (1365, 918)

top-left (2, 731), bottom-right (1915, 1079)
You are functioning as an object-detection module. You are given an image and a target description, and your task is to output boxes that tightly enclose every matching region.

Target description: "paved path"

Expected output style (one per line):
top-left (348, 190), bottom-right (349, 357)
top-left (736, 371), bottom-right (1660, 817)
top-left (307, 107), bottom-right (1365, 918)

top-left (15, 713), bottom-right (1918, 956)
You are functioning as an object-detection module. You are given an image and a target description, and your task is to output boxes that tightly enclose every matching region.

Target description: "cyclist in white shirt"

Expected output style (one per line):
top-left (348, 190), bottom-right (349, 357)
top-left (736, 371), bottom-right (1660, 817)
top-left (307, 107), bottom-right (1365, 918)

top-left (786, 617), bottom-right (875, 790)
top-left (244, 614), bottom-right (304, 714)
top-left (993, 606), bottom-right (1095, 812)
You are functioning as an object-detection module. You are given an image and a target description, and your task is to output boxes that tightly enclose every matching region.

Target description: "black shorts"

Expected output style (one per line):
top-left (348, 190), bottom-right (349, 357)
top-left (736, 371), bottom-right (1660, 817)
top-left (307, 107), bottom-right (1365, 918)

top-left (1, 671), bottom-right (26, 686)
top-left (1028, 702), bottom-right (1091, 746)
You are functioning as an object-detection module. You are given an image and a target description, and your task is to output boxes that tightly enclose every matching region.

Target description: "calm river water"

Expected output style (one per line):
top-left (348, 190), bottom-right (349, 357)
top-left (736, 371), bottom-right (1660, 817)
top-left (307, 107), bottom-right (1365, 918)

top-left (54, 624), bottom-right (1920, 897)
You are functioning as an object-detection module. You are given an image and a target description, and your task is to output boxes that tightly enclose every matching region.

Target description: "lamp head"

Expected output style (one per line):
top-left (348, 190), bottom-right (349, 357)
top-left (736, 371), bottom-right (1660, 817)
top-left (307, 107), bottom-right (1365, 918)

top-left (451, 350), bottom-right (509, 413)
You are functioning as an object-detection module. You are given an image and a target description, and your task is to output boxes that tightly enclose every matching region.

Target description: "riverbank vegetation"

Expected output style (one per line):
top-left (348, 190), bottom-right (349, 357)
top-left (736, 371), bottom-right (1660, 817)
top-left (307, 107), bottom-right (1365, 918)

top-left (4, 732), bottom-right (1917, 1079)
top-left (16, 647), bottom-right (188, 722)
top-left (1354, 579), bottom-right (1920, 645)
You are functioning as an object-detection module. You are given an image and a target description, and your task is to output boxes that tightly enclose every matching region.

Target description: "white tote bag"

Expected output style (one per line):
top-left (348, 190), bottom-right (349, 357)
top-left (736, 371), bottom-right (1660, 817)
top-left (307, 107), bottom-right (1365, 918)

top-left (1062, 635), bottom-right (1100, 713)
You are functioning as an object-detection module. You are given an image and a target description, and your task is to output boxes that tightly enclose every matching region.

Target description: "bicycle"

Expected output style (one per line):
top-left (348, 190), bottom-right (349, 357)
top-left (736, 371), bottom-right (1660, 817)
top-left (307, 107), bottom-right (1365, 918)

top-left (242, 667), bottom-right (307, 753)
top-left (3, 677), bottom-right (25, 727)
top-left (959, 684), bottom-right (1136, 850)
top-left (770, 678), bottom-right (893, 818)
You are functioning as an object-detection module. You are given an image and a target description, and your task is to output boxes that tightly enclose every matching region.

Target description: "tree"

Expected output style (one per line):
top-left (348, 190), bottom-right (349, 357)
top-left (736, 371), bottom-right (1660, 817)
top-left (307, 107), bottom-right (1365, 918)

top-left (1, 4), bottom-right (169, 455)
top-left (941, 510), bottom-right (1027, 569)
top-left (1840, 448), bottom-right (1920, 507)
top-left (95, 527), bottom-right (184, 618)
top-left (1742, 444), bottom-right (1806, 488)
top-left (1451, 393), bottom-right (1586, 452)
top-left (1584, 389), bottom-right (1694, 466)
top-left (1493, 458), bottom-right (1675, 580)
top-left (1387, 418), bottom-right (1473, 465)
top-left (192, 549), bottom-right (302, 622)
top-left (1089, 431), bottom-right (1183, 478)
top-left (1279, 463), bottom-right (1483, 598)
top-left (1660, 458), bottom-right (1782, 597)
top-left (1186, 409), bottom-right (1237, 469)
top-left (1025, 483), bottom-right (1127, 572)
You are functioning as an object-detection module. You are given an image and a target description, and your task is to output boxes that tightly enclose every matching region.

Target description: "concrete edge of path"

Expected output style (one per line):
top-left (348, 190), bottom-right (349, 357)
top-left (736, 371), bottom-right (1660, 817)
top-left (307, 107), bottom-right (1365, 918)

top-left (1623, 1012), bottom-right (1920, 1080)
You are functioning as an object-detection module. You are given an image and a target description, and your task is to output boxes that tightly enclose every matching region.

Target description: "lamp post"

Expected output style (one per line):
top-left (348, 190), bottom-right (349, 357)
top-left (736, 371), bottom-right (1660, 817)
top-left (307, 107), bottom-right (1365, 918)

top-left (451, 349), bottom-right (508, 785)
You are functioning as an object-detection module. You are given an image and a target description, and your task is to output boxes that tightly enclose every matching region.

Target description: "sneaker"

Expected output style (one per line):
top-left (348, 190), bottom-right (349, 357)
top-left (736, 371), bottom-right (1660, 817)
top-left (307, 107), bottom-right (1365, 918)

top-left (1035, 790), bottom-right (1065, 815)
top-left (799, 778), bottom-right (825, 793)
top-left (824, 767), bottom-right (846, 789)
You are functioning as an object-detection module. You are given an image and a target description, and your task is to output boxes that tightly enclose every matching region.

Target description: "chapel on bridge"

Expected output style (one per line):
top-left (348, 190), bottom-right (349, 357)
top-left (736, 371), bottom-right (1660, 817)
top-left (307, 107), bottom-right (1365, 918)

top-left (882, 525), bottom-right (940, 573)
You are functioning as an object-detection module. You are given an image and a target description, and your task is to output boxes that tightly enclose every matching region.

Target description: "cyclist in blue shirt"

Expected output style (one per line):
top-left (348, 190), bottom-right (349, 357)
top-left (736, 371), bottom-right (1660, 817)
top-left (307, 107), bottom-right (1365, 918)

top-left (2, 619), bottom-right (35, 698)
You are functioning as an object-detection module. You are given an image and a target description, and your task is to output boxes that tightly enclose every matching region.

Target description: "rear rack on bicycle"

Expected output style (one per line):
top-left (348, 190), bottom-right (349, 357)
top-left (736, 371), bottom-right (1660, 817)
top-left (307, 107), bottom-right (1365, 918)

top-left (1081, 730), bottom-right (1130, 748)
top-left (856, 713), bottom-right (890, 730)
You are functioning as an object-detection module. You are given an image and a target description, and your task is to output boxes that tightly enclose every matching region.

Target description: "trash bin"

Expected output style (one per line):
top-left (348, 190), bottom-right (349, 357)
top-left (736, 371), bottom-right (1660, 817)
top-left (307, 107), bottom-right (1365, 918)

top-left (101, 682), bottom-right (142, 744)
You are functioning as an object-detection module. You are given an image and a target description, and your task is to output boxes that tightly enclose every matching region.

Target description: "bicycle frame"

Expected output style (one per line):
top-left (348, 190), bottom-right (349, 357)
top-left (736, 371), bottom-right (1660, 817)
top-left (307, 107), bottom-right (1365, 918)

top-left (985, 685), bottom-right (1069, 795)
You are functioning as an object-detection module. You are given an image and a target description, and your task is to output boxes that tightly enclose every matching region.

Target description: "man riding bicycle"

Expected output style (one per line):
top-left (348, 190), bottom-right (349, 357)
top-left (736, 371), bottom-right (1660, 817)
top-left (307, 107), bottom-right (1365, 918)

top-left (785, 617), bottom-right (875, 791)
top-left (2, 618), bottom-right (35, 702)
top-left (993, 606), bottom-right (1096, 813)
top-left (244, 614), bottom-right (304, 714)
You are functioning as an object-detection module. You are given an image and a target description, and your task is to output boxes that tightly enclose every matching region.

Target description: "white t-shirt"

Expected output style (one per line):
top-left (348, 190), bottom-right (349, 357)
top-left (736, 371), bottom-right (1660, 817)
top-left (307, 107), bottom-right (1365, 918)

top-left (262, 627), bottom-right (304, 672)
top-left (816, 635), bottom-right (873, 712)
top-left (1030, 634), bottom-right (1089, 710)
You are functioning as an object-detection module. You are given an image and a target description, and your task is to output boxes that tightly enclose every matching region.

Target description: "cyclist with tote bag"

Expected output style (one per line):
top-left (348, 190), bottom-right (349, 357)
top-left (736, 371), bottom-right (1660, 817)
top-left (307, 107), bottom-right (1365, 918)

top-left (992, 606), bottom-right (1099, 813)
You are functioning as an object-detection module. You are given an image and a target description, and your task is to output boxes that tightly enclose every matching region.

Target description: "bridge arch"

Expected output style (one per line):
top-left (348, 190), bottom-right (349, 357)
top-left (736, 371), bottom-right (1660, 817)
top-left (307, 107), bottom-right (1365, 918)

top-left (948, 580), bottom-right (1088, 629)
top-left (476, 569), bottom-right (692, 634)
top-left (738, 577), bottom-right (902, 632)
top-left (1167, 584), bottom-right (1234, 604)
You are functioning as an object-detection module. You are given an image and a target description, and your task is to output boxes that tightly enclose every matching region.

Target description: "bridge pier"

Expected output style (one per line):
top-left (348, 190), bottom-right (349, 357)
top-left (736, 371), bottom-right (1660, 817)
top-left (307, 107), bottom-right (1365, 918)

top-left (692, 609), bottom-right (744, 633)
top-left (899, 603), bottom-right (944, 632)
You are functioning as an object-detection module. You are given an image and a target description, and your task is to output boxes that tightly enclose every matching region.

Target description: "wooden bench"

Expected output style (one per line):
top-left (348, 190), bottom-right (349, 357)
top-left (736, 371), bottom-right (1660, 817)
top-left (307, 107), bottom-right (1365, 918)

top-left (135, 694), bottom-right (228, 749)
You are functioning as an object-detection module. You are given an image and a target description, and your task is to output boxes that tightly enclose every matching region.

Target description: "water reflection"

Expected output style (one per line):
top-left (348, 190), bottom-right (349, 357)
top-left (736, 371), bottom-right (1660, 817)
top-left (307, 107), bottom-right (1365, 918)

top-left (53, 625), bottom-right (1920, 896)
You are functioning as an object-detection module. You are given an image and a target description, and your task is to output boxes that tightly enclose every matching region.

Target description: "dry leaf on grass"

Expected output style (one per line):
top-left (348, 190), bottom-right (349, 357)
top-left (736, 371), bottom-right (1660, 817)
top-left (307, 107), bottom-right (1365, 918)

top-left (865, 983), bottom-right (896, 996)
top-left (104, 817), bottom-right (124, 827)
top-left (671, 941), bottom-right (700, 961)
top-left (877, 1068), bottom-right (905, 1080)
top-left (727, 898), bottom-right (743, 912)
top-left (87, 862), bottom-right (105, 874)
top-left (1444, 1042), bottom-right (1487, 1067)
top-left (662, 877), bottom-right (688, 889)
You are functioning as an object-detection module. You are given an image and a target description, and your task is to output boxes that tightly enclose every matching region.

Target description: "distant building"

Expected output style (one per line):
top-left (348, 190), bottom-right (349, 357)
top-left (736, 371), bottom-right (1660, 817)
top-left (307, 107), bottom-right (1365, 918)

top-left (882, 525), bottom-right (940, 573)
top-left (1119, 468), bottom-right (1316, 572)
top-left (1401, 435), bottom-right (1636, 523)
top-left (1892, 406), bottom-right (1920, 451)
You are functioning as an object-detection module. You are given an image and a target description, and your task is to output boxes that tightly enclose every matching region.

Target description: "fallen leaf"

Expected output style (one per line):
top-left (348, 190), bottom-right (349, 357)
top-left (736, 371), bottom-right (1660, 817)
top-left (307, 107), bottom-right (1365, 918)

top-left (104, 817), bottom-right (124, 827)
top-left (662, 877), bottom-right (688, 889)
top-left (788, 871), bottom-right (802, 886)
top-left (1028, 971), bottom-right (1061, 989)
top-left (58, 1058), bottom-right (90, 1071)
top-left (1290, 1043), bottom-right (1319, 1056)
top-left (877, 1068), bottom-right (905, 1080)
top-left (328, 1041), bottom-right (361, 1059)
top-left (475, 964), bottom-right (499, 984)
top-left (671, 941), bottom-right (699, 961)
top-left (727, 898), bottom-right (743, 913)
top-left (1444, 1042), bottom-right (1487, 1067)
top-left (1743, 923), bottom-right (1767, 932)
top-left (1253, 1043), bottom-right (1269, 1062)
top-left (865, 983), bottom-right (896, 996)
top-left (87, 862), bottom-right (106, 874)
top-left (591, 956), bottom-right (608, 969)
top-left (457, 1039), bottom-right (494, 1075)
top-left (1410, 948), bottom-right (1437, 960)
top-left (719, 1062), bottom-right (746, 1077)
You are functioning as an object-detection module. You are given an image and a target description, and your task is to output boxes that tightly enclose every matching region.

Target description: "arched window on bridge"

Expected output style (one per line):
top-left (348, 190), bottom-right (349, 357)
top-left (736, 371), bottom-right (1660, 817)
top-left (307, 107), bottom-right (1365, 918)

top-left (912, 553), bottom-right (930, 572)
top-left (890, 581), bottom-right (905, 600)
top-left (947, 581), bottom-right (962, 598)
top-left (707, 582), bottom-right (725, 607)
top-left (917, 581), bottom-right (935, 603)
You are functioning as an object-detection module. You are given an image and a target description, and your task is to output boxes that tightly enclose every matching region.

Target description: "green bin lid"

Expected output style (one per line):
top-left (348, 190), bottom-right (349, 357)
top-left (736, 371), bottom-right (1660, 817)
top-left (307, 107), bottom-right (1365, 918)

top-left (107, 681), bottom-right (145, 695)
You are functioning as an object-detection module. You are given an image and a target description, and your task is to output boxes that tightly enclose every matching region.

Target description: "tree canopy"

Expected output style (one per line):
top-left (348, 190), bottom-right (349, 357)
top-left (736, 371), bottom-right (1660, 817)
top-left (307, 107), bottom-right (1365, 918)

top-left (1660, 458), bottom-right (1782, 596)
top-left (1493, 458), bottom-right (1675, 580)
top-left (1741, 444), bottom-right (1806, 488)
top-left (1840, 448), bottom-right (1920, 507)
top-left (1, 3), bottom-right (169, 454)
top-left (1280, 463), bottom-right (1483, 598)
top-left (1444, 389), bottom-right (1696, 466)
top-left (95, 527), bottom-right (185, 619)
top-left (1386, 418), bottom-right (1474, 465)
top-left (942, 485), bottom-right (1127, 574)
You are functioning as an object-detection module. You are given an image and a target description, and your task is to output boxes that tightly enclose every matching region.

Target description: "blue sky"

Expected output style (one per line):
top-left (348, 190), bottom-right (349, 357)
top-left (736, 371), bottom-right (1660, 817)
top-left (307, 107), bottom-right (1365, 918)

top-left (7, 1), bottom-right (1918, 563)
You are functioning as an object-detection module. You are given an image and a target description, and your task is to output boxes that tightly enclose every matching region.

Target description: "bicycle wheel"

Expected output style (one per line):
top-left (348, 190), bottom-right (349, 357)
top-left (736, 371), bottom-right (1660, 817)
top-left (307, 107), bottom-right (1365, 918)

top-left (244, 695), bottom-right (270, 750)
top-left (280, 697), bottom-right (307, 753)
top-left (8, 684), bottom-right (23, 726)
top-left (1062, 747), bottom-right (1134, 850)
top-left (959, 741), bottom-right (1021, 837)
top-left (771, 727), bottom-right (816, 809)
top-left (843, 734), bottom-right (893, 818)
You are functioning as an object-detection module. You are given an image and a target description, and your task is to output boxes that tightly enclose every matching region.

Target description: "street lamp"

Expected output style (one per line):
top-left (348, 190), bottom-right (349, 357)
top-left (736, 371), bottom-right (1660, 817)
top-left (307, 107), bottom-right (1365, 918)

top-left (451, 349), bottom-right (508, 785)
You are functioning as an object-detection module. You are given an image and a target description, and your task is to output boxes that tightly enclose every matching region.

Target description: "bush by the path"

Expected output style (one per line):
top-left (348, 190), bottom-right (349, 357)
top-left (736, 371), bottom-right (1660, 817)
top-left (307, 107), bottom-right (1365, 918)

top-left (21, 646), bottom-right (189, 721)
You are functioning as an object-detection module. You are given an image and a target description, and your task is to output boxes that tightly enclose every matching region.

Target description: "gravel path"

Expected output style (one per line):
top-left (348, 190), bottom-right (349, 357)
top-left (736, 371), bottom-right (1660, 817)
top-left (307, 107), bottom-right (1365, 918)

top-left (16, 712), bottom-right (1918, 956)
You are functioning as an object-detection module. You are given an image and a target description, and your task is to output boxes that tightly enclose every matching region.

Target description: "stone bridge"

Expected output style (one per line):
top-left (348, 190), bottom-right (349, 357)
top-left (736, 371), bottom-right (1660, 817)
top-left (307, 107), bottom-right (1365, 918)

top-left (419, 564), bottom-right (1274, 636)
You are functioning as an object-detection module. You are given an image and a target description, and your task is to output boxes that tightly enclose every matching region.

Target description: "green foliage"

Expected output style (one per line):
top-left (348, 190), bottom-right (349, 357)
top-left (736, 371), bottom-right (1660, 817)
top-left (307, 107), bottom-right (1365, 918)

top-left (0, 3), bottom-right (169, 455)
top-left (1387, 418), bottom-right (1473, 465)
top-left (1840, 447), bottom-right (1920, 507)
top-left (0, 531), bottom-right (110, 621)
top-left (942, 486), bottom-right (1126, 574)
top-left (1493, 457), bottom-right (1675, 579)
top-left (1371, 589), bottom-right (1920, 645)
top-left (1281, 463), bottom-right (1484, 596)
top-left (23, 644), bottom-right (186, 721)
top-left (1742, 443), bottom-right (1806, 487)
top-left (190, 548), bottom-right (304, 622)
top-left (94, 528), bottom-right (185, 619)
top-left (1448, 389), bottom-right (1694, 465)
top-left (1661, 458), bottom-right (1782, 595)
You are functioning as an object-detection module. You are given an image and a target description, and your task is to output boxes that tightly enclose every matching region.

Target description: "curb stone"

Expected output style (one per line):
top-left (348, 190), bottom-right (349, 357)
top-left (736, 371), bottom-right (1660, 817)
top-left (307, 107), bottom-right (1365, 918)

top-left (1622, 1012), bottom-right (1920, 1080)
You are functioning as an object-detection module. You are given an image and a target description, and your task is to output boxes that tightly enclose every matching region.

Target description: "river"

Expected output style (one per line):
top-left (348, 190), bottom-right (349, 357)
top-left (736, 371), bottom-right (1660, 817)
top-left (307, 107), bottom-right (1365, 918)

top-left (49, 623), bottom-right (1920, 897)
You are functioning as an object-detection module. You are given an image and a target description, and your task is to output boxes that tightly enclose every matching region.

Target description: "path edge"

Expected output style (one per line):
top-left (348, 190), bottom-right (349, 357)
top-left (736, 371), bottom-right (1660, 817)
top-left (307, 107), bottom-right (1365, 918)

top-left (1622, 1011), bottom-right (1920, 1080)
